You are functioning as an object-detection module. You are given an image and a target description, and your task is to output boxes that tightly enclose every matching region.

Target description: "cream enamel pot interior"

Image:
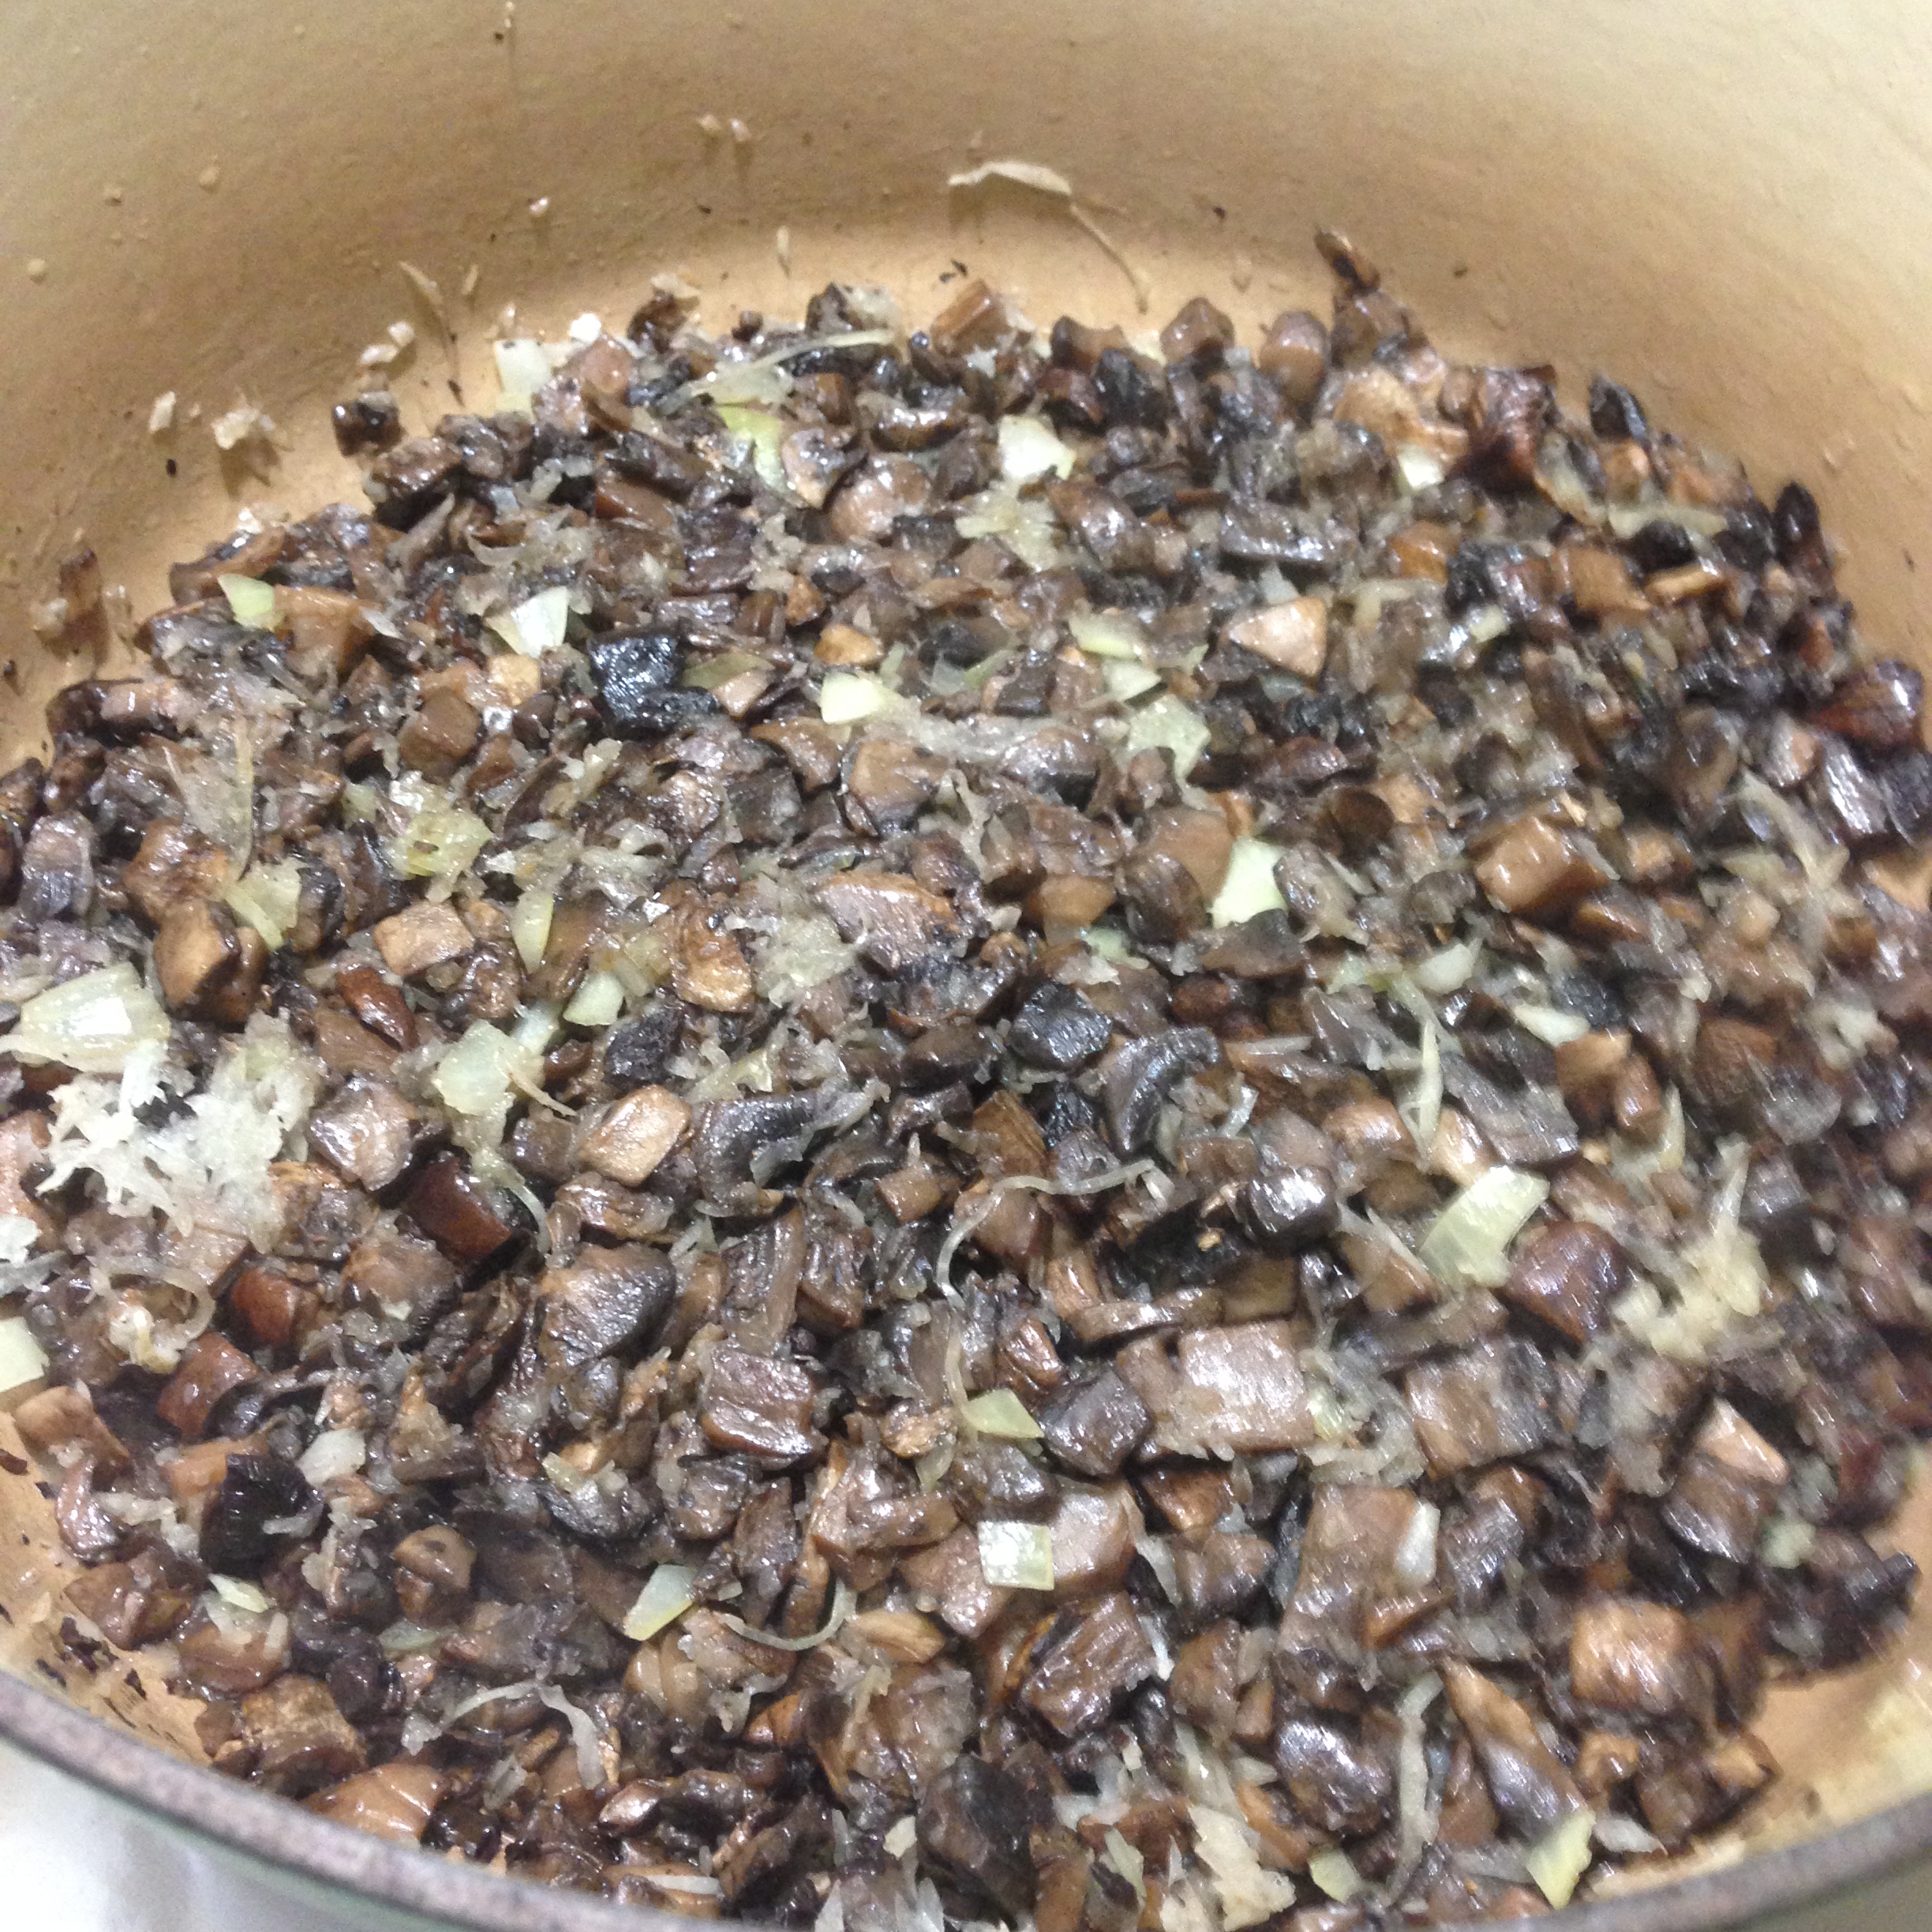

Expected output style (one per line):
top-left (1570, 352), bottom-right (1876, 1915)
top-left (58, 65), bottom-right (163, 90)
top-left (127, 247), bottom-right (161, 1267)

top-left (3, 0), bottom-right (1932, 1926)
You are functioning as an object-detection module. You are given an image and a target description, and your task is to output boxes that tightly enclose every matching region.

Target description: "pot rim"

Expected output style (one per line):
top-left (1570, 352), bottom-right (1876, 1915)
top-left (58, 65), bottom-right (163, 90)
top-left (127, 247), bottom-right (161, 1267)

top-left (2, 1668), bottom-right (1928, 1931)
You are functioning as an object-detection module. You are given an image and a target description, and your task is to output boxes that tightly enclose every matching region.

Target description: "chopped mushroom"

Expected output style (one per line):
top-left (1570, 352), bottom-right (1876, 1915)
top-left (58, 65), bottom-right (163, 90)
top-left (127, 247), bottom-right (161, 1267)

top-left (3, 249), bottom-right (1928, 1924)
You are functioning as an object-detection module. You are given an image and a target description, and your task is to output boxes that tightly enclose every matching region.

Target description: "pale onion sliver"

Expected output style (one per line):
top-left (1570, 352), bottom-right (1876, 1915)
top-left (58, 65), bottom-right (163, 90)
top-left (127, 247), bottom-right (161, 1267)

top-left (488, 585), bottom-right (571, 657)
top-left (1209, 839), bottom-right (1287, 928)
top-left (978, 1520), bottom-right (1054, 1589)
top-left (961, 1387), bottom-right (1042, 1440)
top-left (1417, 1166), bottom-right (1549, 1289)
top-left (622, 1564), bottom-right (697, 1642)
top-left (0, 1315), bottom-right (48, 1393)
top-left (7, 962), bottom-right (171, 1073)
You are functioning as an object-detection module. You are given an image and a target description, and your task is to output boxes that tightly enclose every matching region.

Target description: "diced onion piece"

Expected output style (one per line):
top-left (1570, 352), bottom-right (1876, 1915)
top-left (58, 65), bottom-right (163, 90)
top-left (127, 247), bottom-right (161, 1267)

top-left (1069, 610), bottom-right (1146, 660)
top-left (1417, 1166), bottom-right (1550, 1290)
top-left (956, 481), bottom-right (1062, 570)
top-left (1308, 1849), bottom-right (1362, 1902)
top-left (1395, 445), bottom-right (1447, 492)
top-left (511, 889), bottom-right (555, 972)
top-left (487, 585), bottom-right (572, 658)
top-left (1393, 1500), bottom-right (1440, 1586)
top-left (962, 1388), bottom-right (1042, 1440)
top-left (1414, 939), bottom-right (1481, 994)
top-left (493, 337), bottom-right (553, 413)
top-left (978, 1520), bottom-right (1054, 1589)
top-left (433, 1021), bottom-right (541, 1118)
top-left (1396, 1671), bottom-right (1442, 1859)
top-left (1408, 1009), bottom-right (1443, 1151)
top-left (713, 404), bottom-right (787, 489)
top-left (513, 1001), bottom-right (562, 1055)
top-left (1209, 838), bottom-right (1287, 928)
top-left (622, 1563), bottom-right (697, 1641)
top-left (223, 859), bottom-right (304, 951)
top-left (387, 776), bottom-right (492, 881)
top-left (219, 574), bottom-right (278, 630)
top-left (8, 962), bottom-right (170, 1073)
top-left (683, 650), bottom-right (769, 692)
top-left (0, 1316), bottom-right (49, 1395)
top-left (1104, 1827), bottom-right (1147, 1903)
top-left (378, 1619), bottom-right (452, 1656)
top-left (1593, 1814), bottom-right (1664, 1856)
top-left (1526, 1807), bottom-right (1596, 1909)
top-left (211, 1574), bottom-right (273, 1614)
top-left (298, 1427), bottom-right (367, 1486)
top-left (999, 414), bottom-right (1076, 482)
top-left (1085, 925), bottom-right (1144, 967)
top-left (1190, 1805), bottom-right (1299, 1929)
top-left (1607, 498), bottom-right (1728, 541)
top-left (1511, 1003), bottom-right (1590, 1047)
top-left (718, 1578), bottom-right (857, 1650)
top-left (882, 1816), bottom-right (918, 1859)
top-left (819, 671), bottom-right (903, 724)
top-left (1760, 1515), bottom-right (1816, 1569)
top-left (534, 1683), bottom-right (607, 1790)
top-left (564, 969), bottom-right (625, 1028)
top-left (1126, 693), bottom-right (1211, 780)
top-left (1102, 658), bottom-right (1163, 702)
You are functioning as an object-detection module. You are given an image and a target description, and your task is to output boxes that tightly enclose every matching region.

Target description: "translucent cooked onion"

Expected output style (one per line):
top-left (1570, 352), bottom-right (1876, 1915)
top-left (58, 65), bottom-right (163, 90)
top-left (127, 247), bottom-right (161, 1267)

top-left (819, 671), bottom-right (904, 724)
top-left (1417, 1166), bottom-right (1549, 1289)
top-left (682, 329), bottom-right (897, 408)
top-left (7, 963), bottom-right (170, 1073)
top-left (1069, 610), bottom-right (1147, 660)
top-left (1414, 938), bottom-right (1481, 994)
top-left (977, 1521), bottom-right (1054, 1589)
top-left (223, 859), bottom-right (303, 950)
top-left (998, 414), bottom-right (1076, 482)
top-left (433, 1020), bottom-right (543, 1118)
top-left (1525, 1807), bottom-right (1596, 1909)
top-left (1125, 692), bottom-right (1211, 780)
top-left (1103, 657), bottom-right (1163, 702)
top-left (1396, 1671), bottom-right (1442, 1859)
top-left (219, 574), bottom-right (278, 631)
top-left (954, 480), bottom-right (1063, 571)
top-left (1209, 839), bottom-right (1288, 928)
top-left (210, 1574), bottom-right (274, 1614)
top-left (713, 404), bottom-right (787, 489)
top-left (961, 1388), bottom-right (1042, 1440)
top-left (1308, 1848), bottom-right (1362, 1902)
top-left (563, 969), bottom-right (625, 1028)
top-left (1104, 1828), bottom-right (1147, 1904)
top-left (298, 1427), bottom-right (367, 1485)
top-left (511, 888), bottom-right (555, 972)
top-left (493, 338), bottom-right (556, 412)
top-left (486, 585), bottom-right (572, 658)
top-left (386, 774), bottom-right (492, 882)
top-left (1189, 1805), bottom-right (1298, 1930)
top-left (0, 1315), bottom-right (48, 1395)
top-left (1510, 1003), bottom-right (1589, 1047)
top-left (621, 1564), bottom-right (697, 1641)
top-left (717, 1578), bottom-right (857, 1649)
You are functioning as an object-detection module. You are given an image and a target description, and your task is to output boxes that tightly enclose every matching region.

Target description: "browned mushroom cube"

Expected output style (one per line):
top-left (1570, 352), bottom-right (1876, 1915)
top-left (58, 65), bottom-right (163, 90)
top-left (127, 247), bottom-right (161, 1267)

top-left (155, 1331), bottom-right (260, 1440)
top-left (1473, 817), bottom-right (1608, 916)
top-left (397, 687), bottom-right (483, 778)
top-left (578, 1084), bottom-right (691, 1186)
top-left (372, 900), bottom-right (472, 978)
